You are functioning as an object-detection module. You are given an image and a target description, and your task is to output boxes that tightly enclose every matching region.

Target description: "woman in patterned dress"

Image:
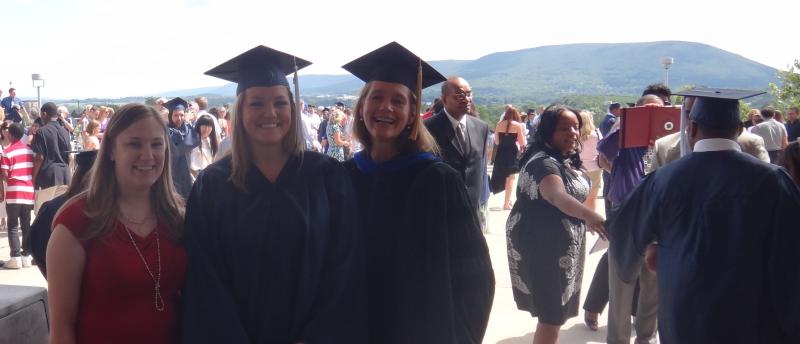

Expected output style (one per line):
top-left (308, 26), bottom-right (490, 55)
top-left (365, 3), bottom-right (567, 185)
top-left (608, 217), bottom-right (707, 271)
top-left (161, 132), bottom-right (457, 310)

top-left (326, 109), bottom-right (350, 161)
top-left (506, 105), bottom-right (607, 344)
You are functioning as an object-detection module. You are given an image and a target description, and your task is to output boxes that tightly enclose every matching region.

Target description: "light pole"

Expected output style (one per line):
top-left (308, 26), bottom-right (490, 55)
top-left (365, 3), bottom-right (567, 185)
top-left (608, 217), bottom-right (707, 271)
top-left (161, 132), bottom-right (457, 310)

top-left (32, 74), bottom-right (45, 109)
top-left (661, 57), bottom-right (673, 88)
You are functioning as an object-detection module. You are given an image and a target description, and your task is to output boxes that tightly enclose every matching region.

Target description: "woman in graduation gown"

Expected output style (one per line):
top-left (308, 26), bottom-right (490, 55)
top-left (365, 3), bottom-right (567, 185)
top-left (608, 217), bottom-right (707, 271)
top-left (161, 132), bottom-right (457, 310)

top-left (181, 46), bottom-right (365, 344)
top-left (342, 42), bottom-right (495, 344)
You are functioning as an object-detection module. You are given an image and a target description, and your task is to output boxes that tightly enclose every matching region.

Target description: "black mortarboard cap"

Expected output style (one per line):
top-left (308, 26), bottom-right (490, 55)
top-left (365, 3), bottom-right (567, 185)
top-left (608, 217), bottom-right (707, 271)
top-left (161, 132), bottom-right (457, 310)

top-left (674, 87), bottom-right (765, 129)
top-left (164, 97), bottom-right (189, 113)
top-left (342, 41), bottom-right (446, 93)
top-left (204, 45), bottom-right (312, 95)
top-left (65, 150), bottom-right (99, 170)
top-left (75, 150), bottom-right (98, 169)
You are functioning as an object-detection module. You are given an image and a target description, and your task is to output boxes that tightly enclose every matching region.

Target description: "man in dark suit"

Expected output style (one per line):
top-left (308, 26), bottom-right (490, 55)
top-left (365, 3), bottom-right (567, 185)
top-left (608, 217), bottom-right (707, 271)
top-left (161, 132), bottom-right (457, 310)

top-left (425, 76), bottom-right (489, 218)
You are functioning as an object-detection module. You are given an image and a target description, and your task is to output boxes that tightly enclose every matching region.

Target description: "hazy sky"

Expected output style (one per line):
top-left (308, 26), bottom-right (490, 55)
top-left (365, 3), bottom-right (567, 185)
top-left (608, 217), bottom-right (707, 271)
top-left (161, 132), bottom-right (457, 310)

top-left (3, 0), bottom-right (798, 99)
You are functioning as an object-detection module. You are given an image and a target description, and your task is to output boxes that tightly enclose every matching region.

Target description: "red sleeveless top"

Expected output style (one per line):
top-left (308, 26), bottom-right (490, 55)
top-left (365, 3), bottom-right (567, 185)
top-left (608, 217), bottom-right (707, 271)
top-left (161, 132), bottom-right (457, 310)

top-left (53, 197), bottom-right (187, 344)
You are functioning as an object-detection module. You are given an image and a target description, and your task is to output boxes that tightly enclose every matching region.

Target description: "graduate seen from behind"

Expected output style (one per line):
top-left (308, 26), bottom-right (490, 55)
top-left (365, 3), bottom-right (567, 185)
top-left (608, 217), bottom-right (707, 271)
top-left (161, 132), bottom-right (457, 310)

top-left (47, 104), bottom-right (187, 344)
top-left (341, 41), bottom-right (495, 344)
top-left (181, 45), bottom-right (365, 344)
top-left (610, 88), bottom-right (800, 343)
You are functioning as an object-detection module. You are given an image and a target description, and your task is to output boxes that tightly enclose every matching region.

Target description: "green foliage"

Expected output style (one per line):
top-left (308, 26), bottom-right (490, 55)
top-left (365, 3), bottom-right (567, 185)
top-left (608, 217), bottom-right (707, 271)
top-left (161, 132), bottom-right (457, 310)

top-left (475, 104), bottom-right (509, 128)
top-left (769, 59), bottom-right (800, 111)
top-left (739, 100), bottom-right (753, 121)
top-left (144, 96), bottom-right (158, 106)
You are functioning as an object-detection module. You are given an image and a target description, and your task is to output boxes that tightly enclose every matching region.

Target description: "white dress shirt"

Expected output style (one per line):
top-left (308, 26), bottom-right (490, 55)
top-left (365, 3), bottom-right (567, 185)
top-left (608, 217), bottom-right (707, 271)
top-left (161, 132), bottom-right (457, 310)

top-left (693, 138), bottom-right (742, 153)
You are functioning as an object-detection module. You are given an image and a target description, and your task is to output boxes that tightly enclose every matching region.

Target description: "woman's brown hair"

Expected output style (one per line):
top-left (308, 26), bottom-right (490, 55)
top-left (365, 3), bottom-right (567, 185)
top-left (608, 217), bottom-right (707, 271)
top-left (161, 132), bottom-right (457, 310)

top-left (80, 103), bottom-right (184, 240)
top-left (351, 81), bottom-right (439, 156)
top-left (502, 107), bottom-right (522, 132)
top-left (228, 86), bottom-right (304, 192)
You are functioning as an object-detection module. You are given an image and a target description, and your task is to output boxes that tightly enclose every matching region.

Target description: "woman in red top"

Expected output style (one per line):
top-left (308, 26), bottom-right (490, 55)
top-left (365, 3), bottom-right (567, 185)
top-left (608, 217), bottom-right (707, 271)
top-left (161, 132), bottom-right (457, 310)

top-left (47, 103), bottom-right (187, 344)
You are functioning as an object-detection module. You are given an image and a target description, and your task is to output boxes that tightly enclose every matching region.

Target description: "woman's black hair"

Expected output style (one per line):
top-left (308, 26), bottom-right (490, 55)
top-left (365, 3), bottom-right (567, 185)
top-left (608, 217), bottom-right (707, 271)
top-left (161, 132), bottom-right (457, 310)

top-left (194, 115), bottom-right (219, 156)
top-left (0, 121), bottom-right (9, 141)
top-left (7, 123), bottom-right (24, 141)
top-left (519, 104), bottom-right (584, 169)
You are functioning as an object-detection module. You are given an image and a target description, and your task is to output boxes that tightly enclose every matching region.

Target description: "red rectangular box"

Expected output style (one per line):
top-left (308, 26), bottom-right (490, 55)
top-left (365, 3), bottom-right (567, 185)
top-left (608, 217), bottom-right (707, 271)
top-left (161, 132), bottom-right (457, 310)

top-left (620, 106), bottom-right (681, 148)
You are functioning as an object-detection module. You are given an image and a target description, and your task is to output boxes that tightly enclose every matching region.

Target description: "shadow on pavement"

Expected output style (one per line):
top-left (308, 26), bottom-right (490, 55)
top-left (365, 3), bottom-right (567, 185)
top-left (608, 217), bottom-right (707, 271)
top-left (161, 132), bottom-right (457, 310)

top-left (495, 323), bottom-right (607, 344)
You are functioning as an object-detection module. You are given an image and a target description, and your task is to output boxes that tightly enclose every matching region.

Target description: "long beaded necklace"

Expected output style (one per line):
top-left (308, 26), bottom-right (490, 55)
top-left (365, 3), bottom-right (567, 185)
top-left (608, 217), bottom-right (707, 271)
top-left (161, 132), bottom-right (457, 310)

top-left (121, 217), bottom-right (165, 312)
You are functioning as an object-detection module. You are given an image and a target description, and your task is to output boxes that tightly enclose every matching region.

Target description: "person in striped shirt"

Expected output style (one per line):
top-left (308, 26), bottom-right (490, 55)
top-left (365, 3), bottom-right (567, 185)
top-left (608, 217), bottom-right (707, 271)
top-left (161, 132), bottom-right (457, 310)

top-left (2, 123), bottom-right (35, 269)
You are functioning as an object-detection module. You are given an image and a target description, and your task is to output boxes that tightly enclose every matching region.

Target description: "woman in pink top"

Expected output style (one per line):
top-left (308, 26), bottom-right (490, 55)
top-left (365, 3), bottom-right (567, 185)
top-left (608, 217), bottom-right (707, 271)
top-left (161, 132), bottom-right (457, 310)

top-left (578, 110), bottom-right (602, 212)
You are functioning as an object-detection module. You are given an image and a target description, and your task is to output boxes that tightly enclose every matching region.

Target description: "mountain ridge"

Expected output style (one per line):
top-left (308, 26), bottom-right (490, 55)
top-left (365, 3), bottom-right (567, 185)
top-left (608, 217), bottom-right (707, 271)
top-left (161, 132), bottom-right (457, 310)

top-left (156, 41), bottom-right (778, 104)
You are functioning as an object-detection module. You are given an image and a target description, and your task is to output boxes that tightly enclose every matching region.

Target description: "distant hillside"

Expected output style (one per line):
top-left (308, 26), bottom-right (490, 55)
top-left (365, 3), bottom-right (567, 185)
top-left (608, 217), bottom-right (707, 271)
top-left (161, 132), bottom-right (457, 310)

top-left (158, 41), bottom-right (779, 104)
top-left (460, 41), bottom-right (777, 103)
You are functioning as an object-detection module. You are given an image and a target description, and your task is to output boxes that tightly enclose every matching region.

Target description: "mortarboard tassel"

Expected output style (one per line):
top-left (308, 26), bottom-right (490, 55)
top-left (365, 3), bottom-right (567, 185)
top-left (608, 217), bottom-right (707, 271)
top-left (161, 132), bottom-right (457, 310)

top-left (409, 59), bottom-right (423, 141)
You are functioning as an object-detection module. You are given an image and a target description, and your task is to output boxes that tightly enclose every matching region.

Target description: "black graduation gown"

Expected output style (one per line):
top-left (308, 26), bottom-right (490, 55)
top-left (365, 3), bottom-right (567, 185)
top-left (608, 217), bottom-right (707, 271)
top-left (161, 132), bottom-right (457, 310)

top-left (344, 152), bottom-right (495, 344)
top-left (29, 194), bottom-right (68, 278)
top-left (168, 124), bottom-right (199, 199)
top-left (181, 152), bottom-right (366, 344)
top-left (610, 150), bottom-right (800, 344)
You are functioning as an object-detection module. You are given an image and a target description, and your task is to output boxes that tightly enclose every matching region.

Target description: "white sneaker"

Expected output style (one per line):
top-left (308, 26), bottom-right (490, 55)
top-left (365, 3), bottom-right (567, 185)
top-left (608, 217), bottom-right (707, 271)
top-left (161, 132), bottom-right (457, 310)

top-left (21, 255), bottom-right (33, 268)
top-left (4, 257), bottom-right (23, 269)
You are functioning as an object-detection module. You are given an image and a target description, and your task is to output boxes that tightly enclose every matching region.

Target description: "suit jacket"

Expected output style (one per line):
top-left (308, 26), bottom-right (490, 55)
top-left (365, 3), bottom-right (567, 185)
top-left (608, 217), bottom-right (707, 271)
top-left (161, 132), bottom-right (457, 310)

top-left (649, 132), bottom-right (682, 173)
top-left (737, 131), bottom-right (770, 163)
top-left (648, 131), bottom-right (771, 173)
top-left (425, 111), bottom-right (489, 212)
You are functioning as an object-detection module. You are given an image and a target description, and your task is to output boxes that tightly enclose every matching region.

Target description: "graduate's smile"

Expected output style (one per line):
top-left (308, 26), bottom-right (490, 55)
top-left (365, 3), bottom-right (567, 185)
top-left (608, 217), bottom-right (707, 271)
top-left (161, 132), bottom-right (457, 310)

top-left (373, 115), bottom-right (397, 125)
top-left (362, 81), bottom-right (413, 143)
top-left (255, 121), bottom-right (281, 129)
top-left (242, 86), bottom-right (293, 147)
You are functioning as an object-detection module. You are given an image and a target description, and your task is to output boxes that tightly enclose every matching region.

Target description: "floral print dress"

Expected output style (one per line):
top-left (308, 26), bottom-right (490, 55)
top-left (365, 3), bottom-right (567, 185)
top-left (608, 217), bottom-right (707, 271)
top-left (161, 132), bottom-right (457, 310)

top-left (506, 150), bottom-right (590, 325)
top-left (326, 123), bottom-right (346, 162)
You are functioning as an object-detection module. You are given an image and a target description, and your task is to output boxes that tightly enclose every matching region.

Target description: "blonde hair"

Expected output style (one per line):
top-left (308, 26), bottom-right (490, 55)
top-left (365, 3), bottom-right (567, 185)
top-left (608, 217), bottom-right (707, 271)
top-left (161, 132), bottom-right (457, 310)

top-left (579, 110), bottom-right (596, 141)
top-left (97, 106), bottom-right (109, 119)
top-left (229, 86), bottom-right (303, 192)
top-left (351, 81), bottom-right (439, 156)
top-left (81, 103), bottom-right (184, 240)
top-left (330, 109), bottom-right (347, 125)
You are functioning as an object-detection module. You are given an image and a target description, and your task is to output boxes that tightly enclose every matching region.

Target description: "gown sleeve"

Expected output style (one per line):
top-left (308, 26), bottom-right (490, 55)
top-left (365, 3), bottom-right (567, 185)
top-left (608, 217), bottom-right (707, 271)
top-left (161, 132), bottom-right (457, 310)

top-left (395, 163), bottom-right (495, 344)
top-left (300, 161), bottom-right (367, 343)
top-left (597, 129), bottom-right (621, 163)
top-left (169, 125), bottom-right (200, 155)
top-left (29, 197), bottom-right (65, 279)
top-left (181, 170), bottom-right (251, 343)
top-left (766, 170), bottom-right (800, 341)
top-left (608, 173), bottom-right (660, 283)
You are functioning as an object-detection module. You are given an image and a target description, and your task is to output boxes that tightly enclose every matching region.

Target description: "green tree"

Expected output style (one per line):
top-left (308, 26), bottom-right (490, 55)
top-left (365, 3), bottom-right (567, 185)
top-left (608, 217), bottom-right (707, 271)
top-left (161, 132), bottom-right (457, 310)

top-left (769, 59), bottom-right (800, 111)
top-left (739, 100), bottom-right (753, 121)
top-left (144, 96), bottom-right (159, 106)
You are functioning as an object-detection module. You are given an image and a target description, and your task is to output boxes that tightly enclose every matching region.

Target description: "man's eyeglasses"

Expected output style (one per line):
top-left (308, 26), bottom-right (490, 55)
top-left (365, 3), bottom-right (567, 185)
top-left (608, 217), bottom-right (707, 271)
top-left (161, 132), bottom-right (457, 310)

top-left (452, 91), bottom-right (473, 101)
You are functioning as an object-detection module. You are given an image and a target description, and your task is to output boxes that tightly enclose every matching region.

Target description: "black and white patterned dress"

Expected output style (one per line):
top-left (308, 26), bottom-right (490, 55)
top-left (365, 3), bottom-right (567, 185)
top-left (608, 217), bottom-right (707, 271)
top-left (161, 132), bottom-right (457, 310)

top-left (506, 150), bottom-right (590, 325)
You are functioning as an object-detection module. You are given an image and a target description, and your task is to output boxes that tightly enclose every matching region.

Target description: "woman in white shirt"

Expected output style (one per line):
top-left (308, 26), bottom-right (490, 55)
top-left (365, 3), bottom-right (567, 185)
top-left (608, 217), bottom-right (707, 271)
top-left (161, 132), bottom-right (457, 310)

top-left (189, 115), bottom-right (219, 180)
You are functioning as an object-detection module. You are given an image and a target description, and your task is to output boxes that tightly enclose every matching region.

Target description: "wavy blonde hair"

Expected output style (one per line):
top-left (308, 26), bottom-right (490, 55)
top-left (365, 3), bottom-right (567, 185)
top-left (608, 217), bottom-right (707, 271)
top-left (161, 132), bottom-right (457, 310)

top-left (330, 109), bottom-right (347, 125)
top-left (579, 110), bottom-right (597, 141)
top-left (81, 103), bottom-right (184, 240)
top-left (351, 81), bottom-right (439, 156)
top-left (228, 86), bottom-right (304, 192)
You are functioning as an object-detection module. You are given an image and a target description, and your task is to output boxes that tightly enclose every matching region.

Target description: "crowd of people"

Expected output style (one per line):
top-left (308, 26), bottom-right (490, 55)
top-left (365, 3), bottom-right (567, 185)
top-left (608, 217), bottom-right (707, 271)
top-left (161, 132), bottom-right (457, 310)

top-left (2, 40), bottom-right (800, 344)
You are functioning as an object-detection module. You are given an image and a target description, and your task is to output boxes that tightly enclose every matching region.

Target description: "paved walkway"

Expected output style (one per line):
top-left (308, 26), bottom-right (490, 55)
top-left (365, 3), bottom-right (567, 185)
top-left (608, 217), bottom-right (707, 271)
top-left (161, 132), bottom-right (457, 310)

top-left (0, 176), bottom-right (633, 344)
